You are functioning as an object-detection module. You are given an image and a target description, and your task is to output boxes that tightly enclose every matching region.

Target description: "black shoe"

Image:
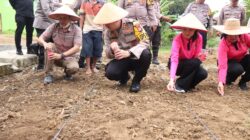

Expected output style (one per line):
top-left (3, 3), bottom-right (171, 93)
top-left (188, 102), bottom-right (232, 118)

top-left (239, 82), bottom-right (248, 91)
top-left (152, 58), bottom-right (160, 65)
top-left (129, 82), bottom-right (140, 93)
top-left (16, 50), bottom-right (23, 55)
top-left (118, 74), bottom-right (130, 86)
top-left (64, 74), bottom-right (73, 81)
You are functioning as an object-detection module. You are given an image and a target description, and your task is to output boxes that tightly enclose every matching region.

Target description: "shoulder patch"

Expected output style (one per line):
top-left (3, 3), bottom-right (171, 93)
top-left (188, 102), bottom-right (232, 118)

top-left (133, 21), bottom-right (149, 41)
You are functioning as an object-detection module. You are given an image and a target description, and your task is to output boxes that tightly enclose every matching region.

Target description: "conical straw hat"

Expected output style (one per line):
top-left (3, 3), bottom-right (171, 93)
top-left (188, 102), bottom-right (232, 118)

top-left (93, 3), bottom-right (128, 24)
top-left (49, 5), bottom-right (79, 21)
top-left (213, 18), bottom-right (250, 35)
top-left (171, 13), bottom-right (207, 32)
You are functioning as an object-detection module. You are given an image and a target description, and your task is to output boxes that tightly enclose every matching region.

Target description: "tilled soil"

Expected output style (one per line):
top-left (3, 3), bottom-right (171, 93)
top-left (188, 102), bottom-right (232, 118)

top-left (0, 52), bottom-right (250, 140)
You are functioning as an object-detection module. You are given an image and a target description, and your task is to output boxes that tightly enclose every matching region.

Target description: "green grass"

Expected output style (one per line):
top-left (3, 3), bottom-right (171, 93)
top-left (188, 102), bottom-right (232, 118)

top-left (0, 0), bottom-right (16, 32)
top-left (207, 36), bottom-right (220, 48)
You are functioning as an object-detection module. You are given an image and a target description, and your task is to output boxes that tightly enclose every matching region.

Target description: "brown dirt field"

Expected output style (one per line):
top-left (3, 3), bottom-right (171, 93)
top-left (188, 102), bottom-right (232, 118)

top-left (0, 48), bottom-right (250, 140)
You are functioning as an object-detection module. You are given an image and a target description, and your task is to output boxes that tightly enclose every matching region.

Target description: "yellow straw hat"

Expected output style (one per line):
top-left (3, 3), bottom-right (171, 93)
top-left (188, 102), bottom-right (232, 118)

top-left (93, 3), bottom-right (128, 24)
top-left (49, 5), bottom-right (79, 21)
top-left (213, 18), bottom-right (250, 35)
top-left (171, 13), bottom-right (207, 32)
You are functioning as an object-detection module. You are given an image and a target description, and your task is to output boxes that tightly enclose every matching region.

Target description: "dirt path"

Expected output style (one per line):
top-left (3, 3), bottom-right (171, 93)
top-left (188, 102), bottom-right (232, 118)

top-left (0, 52), bottom-right (249, 140)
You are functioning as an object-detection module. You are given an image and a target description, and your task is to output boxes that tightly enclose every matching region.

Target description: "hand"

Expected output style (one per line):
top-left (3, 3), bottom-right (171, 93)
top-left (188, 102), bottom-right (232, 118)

top-left (114, 50), bottom-right (130, 60)
top-left (151, 25), bottom-right (157, 32)
top-left (198, 52), bottom-right (207, 62)
top-left (110, 42), bottom-right (119, 53)
top-left (167, 78), bottom-right (175, 91)
top-left (216, 31), bottom-right (221, 37)
top-left (49, 53), bottom-right (62, 60)
top-left (217, 82), bottom-right (224, 96)
top-left (162, 16), bottom-right (172, 22)
top-left (43, 42), bottom-right (53, 50)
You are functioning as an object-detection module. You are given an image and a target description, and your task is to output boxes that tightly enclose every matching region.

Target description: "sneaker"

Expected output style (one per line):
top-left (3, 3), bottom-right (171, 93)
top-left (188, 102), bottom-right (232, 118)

top-left (152, 58), bottom-right (160, 65)
top-left (64, 74), bottom-right (73, 81)
top-left (16, 50), bottom-right (23, 55)
top-left (175, 83), bottom-right (186, 93)
top-left (129, 82), bottom-right (140, 93)
top-left (44, 75), bottom-right (53, 84)
top-left (239, 82), bottom-right (248, 91)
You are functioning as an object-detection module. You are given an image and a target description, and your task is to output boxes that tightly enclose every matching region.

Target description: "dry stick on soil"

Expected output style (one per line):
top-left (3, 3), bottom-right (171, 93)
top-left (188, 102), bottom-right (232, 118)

top-left (51, 83), bottom-right (97, 140)
top-left (184, 101), bottom-right (220, 140)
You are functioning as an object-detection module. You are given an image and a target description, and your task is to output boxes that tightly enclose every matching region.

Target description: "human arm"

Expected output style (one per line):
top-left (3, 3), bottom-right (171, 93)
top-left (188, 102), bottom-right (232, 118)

top-left (218, 7), bottom-right (224, 25)
top-left (241, 7), bottom-right (246, 25)
top-left (182, 3), bottom-right (192, 16)
top-left (117, 0), bottom-right (124, 8)
top-left (146, 1), bottom-right (157, 31)
top-left (217, 40), bottom-right (228, 95)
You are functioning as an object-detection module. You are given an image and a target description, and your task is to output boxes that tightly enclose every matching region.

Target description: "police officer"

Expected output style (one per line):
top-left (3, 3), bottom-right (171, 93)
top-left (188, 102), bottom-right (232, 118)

top-left (94, 3), bottom-right (152, 93)
top-left (183, 0), bottom-right (212, 49)
top-left (219, 0), bottom-right (245, 25)
top-left (118, 0), bottom-right (157, 41)
top-left (152, 0), bottom-right (171, 64)
top-left (9, 0), bottom-right (34, 55)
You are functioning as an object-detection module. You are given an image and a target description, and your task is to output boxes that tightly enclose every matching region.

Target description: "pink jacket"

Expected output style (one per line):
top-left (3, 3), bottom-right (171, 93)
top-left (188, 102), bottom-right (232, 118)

top-left (218, 34), bottom-right (250, 83)
top-left (170, 33), bottom-right (203, 79)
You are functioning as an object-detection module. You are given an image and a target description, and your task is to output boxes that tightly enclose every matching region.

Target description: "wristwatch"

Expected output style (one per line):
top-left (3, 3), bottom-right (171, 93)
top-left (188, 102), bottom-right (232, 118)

top-left (61, 53), bottom-right (65, 59)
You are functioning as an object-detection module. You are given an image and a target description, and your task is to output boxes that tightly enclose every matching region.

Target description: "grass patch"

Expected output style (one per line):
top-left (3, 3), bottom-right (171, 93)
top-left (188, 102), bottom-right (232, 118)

top-left (207, 36), bottom-right (220, 48)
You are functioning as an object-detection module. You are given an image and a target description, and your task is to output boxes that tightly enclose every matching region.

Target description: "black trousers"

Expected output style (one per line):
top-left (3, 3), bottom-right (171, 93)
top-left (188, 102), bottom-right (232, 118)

top-left (144, 25), bottom-right (161, 58)
top-left (168, 58), bottom-right (208, 91)
top-left (35, 28), bottom-right (46, 68)
top-left (151, 26), bottom-right (161, 58)
top-left (15, 14), bottom-right (34, 51)
top-left (105, 49), bottom-right (151, 84)
top-left (143, 25), bottom-right (153, 41)
top-left (199, 31), bottom-right (207, 49)
top-left (226, 54), bottom-right (250, 84)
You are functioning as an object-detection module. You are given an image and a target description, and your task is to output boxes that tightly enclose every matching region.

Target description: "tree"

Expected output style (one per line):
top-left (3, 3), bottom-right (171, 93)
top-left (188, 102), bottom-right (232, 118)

top-left (168, 0), bottom-right (193, 15)
top-left (244, 0), bottom-right (250, 22)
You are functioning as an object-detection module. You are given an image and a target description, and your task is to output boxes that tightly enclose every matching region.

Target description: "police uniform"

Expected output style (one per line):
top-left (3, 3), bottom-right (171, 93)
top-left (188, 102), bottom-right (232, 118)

top-left (104, 18), bottom-right (152, 91)
top-left (118, 0), bottom-right (157, 39)
top-left (183, 1), bottom-right (212, 49)
top-left (9, 0), bottom-right (34, 55)
top-left (150, 0), bottom-right (164, 64)
top-left (219, 4), bottom-right (245, 25)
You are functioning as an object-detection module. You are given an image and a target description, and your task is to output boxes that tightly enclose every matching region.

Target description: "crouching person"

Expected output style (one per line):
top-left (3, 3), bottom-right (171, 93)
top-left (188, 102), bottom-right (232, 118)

top-left (93, 3), bottom-right (152, 93)
top-left (167, 13), bottom-right (208, 93)
top-left (39, 6), bottom-right (82, 84)
top-left (213, 18), bottom-right (250, 96)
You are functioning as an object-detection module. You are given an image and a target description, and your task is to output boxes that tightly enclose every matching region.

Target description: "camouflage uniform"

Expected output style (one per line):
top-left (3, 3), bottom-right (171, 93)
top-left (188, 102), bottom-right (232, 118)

top-left (219, 4), bottom-right (245, 25)
top-left (118, 0), bottom-right (157, 39)
top-left (104, 18), bottom-right (151, 88)
top-left (183, 1), bottom-right (212, 49)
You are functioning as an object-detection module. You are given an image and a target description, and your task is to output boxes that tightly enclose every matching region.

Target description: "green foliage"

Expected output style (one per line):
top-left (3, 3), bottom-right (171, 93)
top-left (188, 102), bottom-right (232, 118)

top-left (244, 0), bottom-right (250, 21)
top-left (168, 0), bottom-right (193, 15)
top-left (160, 0), bottom-right (177, 49)
top-left (107, 0), bottom-right (118, 4)
top-left (207, 36), bottom-right (220, 48)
